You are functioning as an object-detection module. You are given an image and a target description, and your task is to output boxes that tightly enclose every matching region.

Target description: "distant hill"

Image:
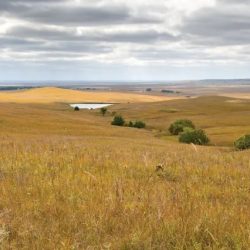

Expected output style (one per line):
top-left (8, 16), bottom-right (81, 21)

top-left (0, 87), bottom-right (182, 104)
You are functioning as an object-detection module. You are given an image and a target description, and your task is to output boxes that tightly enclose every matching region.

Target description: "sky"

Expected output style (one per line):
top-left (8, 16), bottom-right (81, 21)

top-left (0, 0), bottom-right (250, 82)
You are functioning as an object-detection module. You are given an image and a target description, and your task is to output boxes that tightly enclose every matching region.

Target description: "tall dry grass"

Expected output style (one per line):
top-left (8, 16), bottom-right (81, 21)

top-left (0, 134), bottom-right (250, 249)
top-left (0, 101), bottom-right (249, 249)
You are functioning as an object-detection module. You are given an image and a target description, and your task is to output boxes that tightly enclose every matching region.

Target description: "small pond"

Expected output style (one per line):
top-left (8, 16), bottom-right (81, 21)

top-left (70, 103), bottom-right (113, 110)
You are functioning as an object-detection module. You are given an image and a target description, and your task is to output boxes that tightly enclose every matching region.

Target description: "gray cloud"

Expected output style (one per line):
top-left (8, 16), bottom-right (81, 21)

top-left (181, 1), bottom-right (250, 46)
top-left (1, 1), bottom-right (161, 26)
top-left (0, 36), bottom-right (112, 54)
top-left (20, 6), bottom-right (131, 26)
top-left (6, 26), bottom-right (76, 41)
top-left (0, 0), bottom-right (250, 81)
top-left (0, 37), bottom-right (42, 47)
top-left (6, 26), bottom-right (177, 44)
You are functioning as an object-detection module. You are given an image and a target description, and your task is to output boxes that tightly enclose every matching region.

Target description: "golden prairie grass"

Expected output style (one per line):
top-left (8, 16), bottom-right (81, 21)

top-left (0, 97), bottom-right (250, 249)
top-left (1, 135), bottom-right (250, 249)
top-left (0, 87), bottom-right (181, 104)
top-left (110, 95), bottom-right (250, 146)
top-left (219, 93), bottom-right (250, 99)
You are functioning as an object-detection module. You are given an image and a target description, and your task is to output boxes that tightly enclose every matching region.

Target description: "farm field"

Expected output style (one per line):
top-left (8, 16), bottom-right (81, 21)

top-left (0, 88), bottom-right (250, 249)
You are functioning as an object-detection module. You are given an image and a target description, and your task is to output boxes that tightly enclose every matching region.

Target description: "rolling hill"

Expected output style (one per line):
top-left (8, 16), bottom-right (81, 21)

top-left (0, 93), bottom-right (250, 249)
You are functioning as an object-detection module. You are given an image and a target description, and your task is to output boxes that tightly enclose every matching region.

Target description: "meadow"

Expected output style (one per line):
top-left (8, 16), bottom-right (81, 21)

top-left (0, 88), bottom-right (250, 249)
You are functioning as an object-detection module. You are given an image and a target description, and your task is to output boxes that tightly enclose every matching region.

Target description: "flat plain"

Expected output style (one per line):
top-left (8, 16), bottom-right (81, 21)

top-left (0, 87), bottom-right (250, 249)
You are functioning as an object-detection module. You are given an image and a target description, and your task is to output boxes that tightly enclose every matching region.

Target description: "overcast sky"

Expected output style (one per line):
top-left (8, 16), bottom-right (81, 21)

top-left (0, 0), bottom-right (250, 82)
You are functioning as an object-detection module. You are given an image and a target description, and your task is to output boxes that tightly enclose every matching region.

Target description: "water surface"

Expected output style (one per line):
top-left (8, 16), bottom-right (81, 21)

top-left (70, 103), bottom-right (113, 110)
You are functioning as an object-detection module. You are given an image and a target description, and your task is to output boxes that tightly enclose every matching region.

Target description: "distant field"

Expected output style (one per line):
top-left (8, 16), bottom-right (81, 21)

top-left (0, 87), bottom-right (182, 104)
top-left (0, 92), bottom-right (250, 249)
top-left (1, 94), bottom-right (250, 146)
top-left (219, 93), bottom-right (250, 99)
top-left (106, 95), bottom-right (250, 146)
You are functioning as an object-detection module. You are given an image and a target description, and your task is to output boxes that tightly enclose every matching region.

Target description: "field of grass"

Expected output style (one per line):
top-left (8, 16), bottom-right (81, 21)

top-left (109, 95), bottom-right (250, 146)
top-left (0, 87), bottom-right (180, 104)
top-left (220, 92), bottom-right (250, 99)
top-left (0, 89), bottom-right (250, 249)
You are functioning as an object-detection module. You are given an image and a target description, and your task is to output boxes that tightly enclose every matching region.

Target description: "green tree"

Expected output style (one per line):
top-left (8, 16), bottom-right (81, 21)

top-left (111, 115), bottom-right (125, 126)
top-left (234, 135), bottom-right (250, 150)
top-left (169, 119), bottom-right (195, 135)
top-left (179, 129), bottom-right (209, 145)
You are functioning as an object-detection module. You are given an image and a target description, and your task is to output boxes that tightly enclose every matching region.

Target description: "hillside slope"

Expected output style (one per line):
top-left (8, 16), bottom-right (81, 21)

top-left (108, 95), bottom-right (250, 146)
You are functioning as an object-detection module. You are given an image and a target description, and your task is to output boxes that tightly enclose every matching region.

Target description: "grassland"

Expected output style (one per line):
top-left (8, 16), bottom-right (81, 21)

top-left (219, 92), bottom-right (250, 99)
top-left (0, 88), bottom-right (250, 249)
top-left (109, 95), bottom-right (250, 146)
top-left (0, 87), bottom-right (180, 104)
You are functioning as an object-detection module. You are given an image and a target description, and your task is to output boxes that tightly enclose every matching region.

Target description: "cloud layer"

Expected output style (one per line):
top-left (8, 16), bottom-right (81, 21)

top-left (0, 0), bottom-right (250, 81)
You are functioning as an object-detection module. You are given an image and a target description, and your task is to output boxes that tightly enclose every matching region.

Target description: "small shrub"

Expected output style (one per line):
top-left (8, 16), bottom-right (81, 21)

top-left (127, 120), bottom-right (146, 129)
top-left (128, 121), bottom-right (134, 127)
top-left (74, 106), bottom-right (80, 111)
top-left (133, 121), bottom-right (146, 129)
top-left (111, 115), bottom-right (125, 126)
top-left (100, 107), bottom-right (107, 116)
top-left (234, 135), bottom-right (250, 150)
top-left (179, 129), bottom-right (209, 145)
top-left (169, 119), bottom-right (195, 135)
top-left (161, 89), bottom-right (175, 94)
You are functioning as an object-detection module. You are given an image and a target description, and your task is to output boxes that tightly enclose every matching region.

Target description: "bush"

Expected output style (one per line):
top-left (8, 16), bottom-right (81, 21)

top-left (100, 107), bottom-right (107, 116)
top-left (179, 129), bottom-right (209, 145)
top-left (111, 116), bottom-right (125, 126)
top-left (161, 89), bottom-right (175, 94)
top-left (133, 121), bottom-right (146, 129)
top-left (234, 135), bottom-right (250, 150)
top-left (128, 121), bottom-right (134, 127)
top-left (169, 119), bottom-right (195, 135)
top-left (128, 121), bottom-right (146, 129)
